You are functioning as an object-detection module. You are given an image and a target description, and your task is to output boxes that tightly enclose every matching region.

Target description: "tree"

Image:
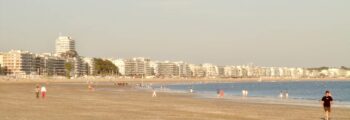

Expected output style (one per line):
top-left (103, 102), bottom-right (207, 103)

top-left (93, 58), bottom-right (118, 76)
top-left (340, 66), bottom-right (350, 70)
top-left (307, 67), bottom-right (329, 71)
top-left (65, 62), bottom-right (73, 79)
top-left (60, 50), bottom-right (79, 59)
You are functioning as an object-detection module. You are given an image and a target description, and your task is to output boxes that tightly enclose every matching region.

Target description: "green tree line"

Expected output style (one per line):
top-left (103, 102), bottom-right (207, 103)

top-left (93, 58), bottom-right (118, 76)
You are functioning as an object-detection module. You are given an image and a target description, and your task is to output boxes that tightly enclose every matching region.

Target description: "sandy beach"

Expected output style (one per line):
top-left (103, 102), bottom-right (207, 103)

top-left (0, 82), bottom-right (349, 120)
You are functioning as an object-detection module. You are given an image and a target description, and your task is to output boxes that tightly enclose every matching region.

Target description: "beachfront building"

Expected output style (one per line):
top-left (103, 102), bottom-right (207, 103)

top-left (175, 61), bottom-right (192, 78)
top-left (124, 57), bottom-right (151, 77)
top-left (189, 64), bottom-right (206, 78)
top-left (202, 63), bottom-right (219, 78)
top-left (218, 66), bottom-right (225, 77)
top-left (73, 57), bottom-right (88, 77)
top-left (1, 50), bottom-right (36, 75)
top-left (223, 66), bottom-right (243, 78)
top-left (157, 61), bottom-right (179, 77)
top-left (55, 36), bottom-right (76, 56)
top-left (82, 57), bottom-right (95, 75)
top-left (35, 53), bottom-right (66, 76)
top-left (346, 70), bottom-right (350, 78)
top-left (149, 61), bottom-right (159, 76)
top-left (112, 59), bottom-right (125, 76)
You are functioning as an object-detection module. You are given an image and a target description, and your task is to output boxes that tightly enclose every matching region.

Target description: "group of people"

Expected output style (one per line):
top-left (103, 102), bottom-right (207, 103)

top-left (34, 84), bottom-right (47, 99)
top-left (217, 89), bottom-right (225, 98)
top-left (279, 90), bottom-right (289, 99)
top-left (242, 89), bottom-right (249, 97)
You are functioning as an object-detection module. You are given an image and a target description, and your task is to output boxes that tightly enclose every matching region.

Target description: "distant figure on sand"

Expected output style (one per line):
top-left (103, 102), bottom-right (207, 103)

top-left (217, 89), bottom-right (220, 97)
top-left (152, 89), bottom-right (157, 97)
top-left (242, 89), bottom-right (248, 97)
top-left (219, 90), bottom-right (224, 98)
top-left (279, 90), bottom-right (289, 99)
top-left (88, 81), bottom-right (95, 91)
top-left (40, 85), bottom-right (47, 99)
top-left (321, 90), bottom-right (333, 120)
top-left (279, 91), bottom-right (283, 99)
top-left (35, 84), bottom-right (40, 99)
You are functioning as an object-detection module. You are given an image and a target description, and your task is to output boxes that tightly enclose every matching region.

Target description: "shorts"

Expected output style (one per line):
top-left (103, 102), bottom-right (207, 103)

top-left (324, 107), bottom-right (331, 112)
top-left (42, 92), bottom-right (46, 98)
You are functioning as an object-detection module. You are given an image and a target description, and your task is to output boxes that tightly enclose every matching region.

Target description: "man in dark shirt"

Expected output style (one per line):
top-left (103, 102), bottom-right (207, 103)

top-left (321, 90), bottom-right (333, 120)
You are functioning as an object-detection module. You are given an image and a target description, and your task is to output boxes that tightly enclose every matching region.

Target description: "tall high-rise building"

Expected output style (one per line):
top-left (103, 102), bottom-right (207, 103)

top-left (55, 36), bottom-right (76, 56)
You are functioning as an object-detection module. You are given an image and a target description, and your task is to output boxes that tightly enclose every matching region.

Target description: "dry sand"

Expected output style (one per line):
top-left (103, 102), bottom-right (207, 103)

top-left (0, 82), bottom-right (349, 120)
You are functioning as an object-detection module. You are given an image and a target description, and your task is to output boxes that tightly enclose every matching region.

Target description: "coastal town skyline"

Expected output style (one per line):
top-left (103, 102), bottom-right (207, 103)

top-left (0, 34), bottom-right (349, 68)
top-left (0, 35), bottom-right (349, 79)
top-left (1, 0), bottom-right (349, 67)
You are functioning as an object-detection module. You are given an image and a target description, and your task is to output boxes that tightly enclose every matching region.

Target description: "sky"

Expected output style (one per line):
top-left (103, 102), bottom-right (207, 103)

top-left (0, 0), bottom-right (349, 67)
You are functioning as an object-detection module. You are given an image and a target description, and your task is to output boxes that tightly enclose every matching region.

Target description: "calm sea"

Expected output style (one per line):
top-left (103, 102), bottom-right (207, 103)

top-left (154, 80), bottom-right (350, 107)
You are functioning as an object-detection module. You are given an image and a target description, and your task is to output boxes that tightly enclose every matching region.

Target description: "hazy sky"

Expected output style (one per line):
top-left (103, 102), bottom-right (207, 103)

top-left (0, 0), bottom-right (349, 67)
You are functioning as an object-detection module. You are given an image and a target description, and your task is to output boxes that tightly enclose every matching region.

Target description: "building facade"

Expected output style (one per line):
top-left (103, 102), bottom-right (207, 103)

top-left (112, 59), bottom-right (125, 76)
top-left (124, 57), bottom-right (151, 77)
top-left (55, 36), bottom-right (76, 56)
top-left (157, 61), bottom-right (179, 77)
top-left (2, 50), bottom-right (36, 75)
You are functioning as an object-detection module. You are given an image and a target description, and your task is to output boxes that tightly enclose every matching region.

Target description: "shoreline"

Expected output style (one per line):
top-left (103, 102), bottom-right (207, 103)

top-left (150, 86), bottom-right (350, 109)
top-left (1, 77), bottom-right (350, 84)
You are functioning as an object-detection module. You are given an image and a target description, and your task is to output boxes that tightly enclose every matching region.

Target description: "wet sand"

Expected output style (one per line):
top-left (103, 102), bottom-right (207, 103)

top-left (0, 82), bottom-right (349, 120)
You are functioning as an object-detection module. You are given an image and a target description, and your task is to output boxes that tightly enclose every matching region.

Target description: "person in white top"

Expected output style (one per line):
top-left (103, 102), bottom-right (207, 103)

top-left (152, 89), bottom-right (157, 97)
top-left (41, 85), bottom-right (47, 99)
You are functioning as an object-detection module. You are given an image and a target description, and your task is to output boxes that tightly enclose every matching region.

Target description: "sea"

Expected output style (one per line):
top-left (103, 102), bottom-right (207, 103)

top-left (152, 80), bottom-right (350, 108)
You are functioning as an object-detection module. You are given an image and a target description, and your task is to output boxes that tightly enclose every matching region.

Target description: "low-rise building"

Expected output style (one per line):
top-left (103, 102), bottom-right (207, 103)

top-left (2, 50), bottom-right (36, 75)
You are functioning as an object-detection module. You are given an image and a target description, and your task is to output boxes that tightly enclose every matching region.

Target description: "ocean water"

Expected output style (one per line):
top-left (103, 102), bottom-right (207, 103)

top-left (154, 80), bottom-right (350, 107)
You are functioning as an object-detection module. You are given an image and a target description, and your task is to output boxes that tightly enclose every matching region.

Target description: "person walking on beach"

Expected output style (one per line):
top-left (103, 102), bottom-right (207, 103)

top-left (152, 89), bottom-right (157, 97)
top-left (217, 89), bottom-right (220, 98)
top-left (279, 91), bottom-right (283, 99)
top-left (34, 84), bottom-right (40, 99)
top-left (40, 85), bottom-right (47, 99)
top-left (88, 81), bottom-right (95, 91)
top-left (321, 90), bottom-right (333, 120)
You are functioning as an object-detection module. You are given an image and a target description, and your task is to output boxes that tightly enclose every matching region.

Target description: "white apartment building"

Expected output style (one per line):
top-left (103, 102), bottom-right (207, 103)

top-left (124, 57), bottom-right (151, 77)
top-left (83, 57), bottom-right (95, 75)
top-left (157, 61), bottom-right (179, 77)
top-left (0, 53), bottom-right (3, 68)
top-left (55, 36), bottom-right (75, 56)
top-left (36, 53), bottom-right (66, 76)
top-left (2, 50), bottom-right (36, 75)
top-left (149, 61), bottom-right (159, 76)
top-left (189, 64), bottom-right (206, 78)
top-left (73, 57), bottom-right (87, 77)
top-left (175, 61), bottom-right (192, 77)
top-left (202, 63), bottom-right (219, 77)
top-left (112, 59), bottom-right (125, 76)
